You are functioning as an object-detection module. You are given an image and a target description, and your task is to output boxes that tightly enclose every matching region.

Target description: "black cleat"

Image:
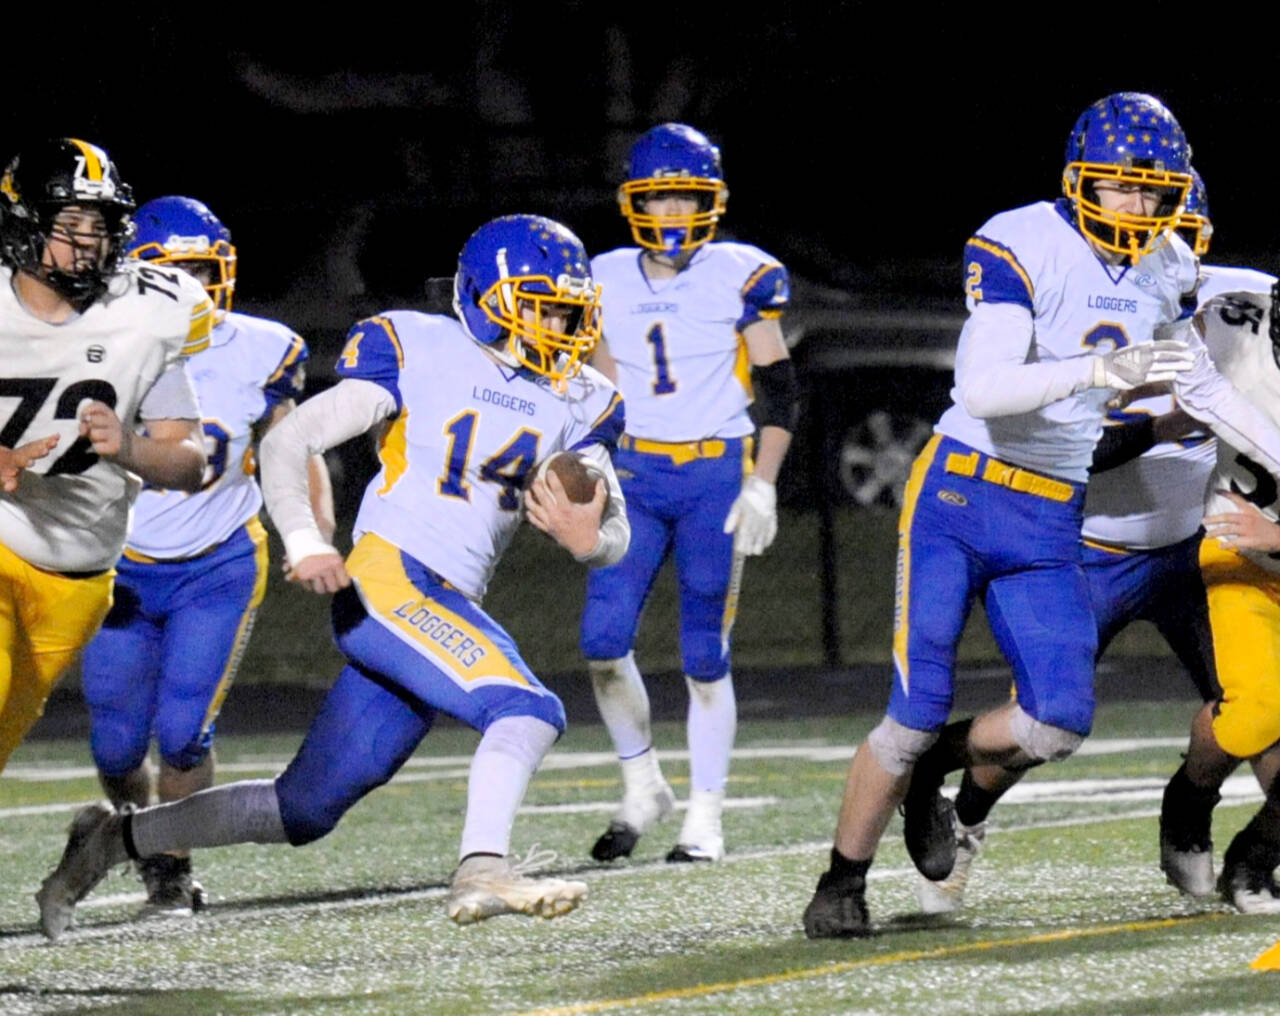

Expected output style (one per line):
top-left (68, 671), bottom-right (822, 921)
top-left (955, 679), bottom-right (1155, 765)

top-left (1218, 832), bottom-right (1280, 914)
top-left (665, 844), bottom-right (715, 863)
top-left (803, 869), bottom-right (870, 939)
top-left (140, 855), bottom-right (206, 913)
top-left (1158, 770), bottom-right (1219, 898)
top-left (902, 783), bottom-right (957, 882)
top-left (591, 822), bottom-right (640, 862)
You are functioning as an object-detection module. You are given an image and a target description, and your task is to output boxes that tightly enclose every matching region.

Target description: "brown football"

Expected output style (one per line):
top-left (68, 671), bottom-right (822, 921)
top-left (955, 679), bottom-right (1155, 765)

top-left (528, 452), bottom-right (603, 505)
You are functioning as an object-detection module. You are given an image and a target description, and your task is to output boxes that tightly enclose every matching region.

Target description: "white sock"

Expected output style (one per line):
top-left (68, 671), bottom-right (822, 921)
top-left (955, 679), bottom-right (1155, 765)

top-left (131, 779), bottom-right (287, 857)
top-left (458, 715), bottom-right (558, 860)
top-left (589, 653), bottom-right (652, 760)
top-left (685, 674), bottom-right (736, 794)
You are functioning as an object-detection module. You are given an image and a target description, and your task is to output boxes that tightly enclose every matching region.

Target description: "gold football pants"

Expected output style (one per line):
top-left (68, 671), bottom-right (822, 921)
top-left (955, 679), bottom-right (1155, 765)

top-left (1200, 538), bottom-right (1280, 759)
top-left (0, 540), bottom-right (113, 771)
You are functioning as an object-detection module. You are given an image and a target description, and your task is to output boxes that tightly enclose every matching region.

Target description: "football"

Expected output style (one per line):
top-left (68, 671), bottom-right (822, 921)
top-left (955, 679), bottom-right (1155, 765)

top-left (527, 452), bottom-right (604, 505)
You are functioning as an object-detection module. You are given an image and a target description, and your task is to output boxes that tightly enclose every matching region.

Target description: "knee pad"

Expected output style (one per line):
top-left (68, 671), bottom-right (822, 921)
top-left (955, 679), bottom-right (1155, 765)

top-left (90, 720), bottom-right (151, 779)
top-left (275, 768), bottom-right (350, 846)
top-left (865, 716), bottom-right (938, 776)
top-left (1009, 704), bottom-right (1084, 763)
top-left (156, 725), bottom-right (214, 772)
top-left (476, 715), bottom-right (559, 770)
top-left (1212, 696), bottom-right (1280, 760)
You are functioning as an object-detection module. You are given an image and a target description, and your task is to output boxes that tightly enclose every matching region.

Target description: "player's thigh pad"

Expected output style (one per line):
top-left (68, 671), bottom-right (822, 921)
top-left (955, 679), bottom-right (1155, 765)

top-left (81, 575), bottom-right (165, 776)
top-left (153, 528), bottom-right (268, 769)
top-left (0, 543), bottom-right (113, 769)
top-left (887, 437), bottom-right (988, 731)
top-left (1200, 539), bottom-right (1280, 758)
top-left (581, 448), bottom-right (680, 661)
top-left (672, 453), bottom-right (742, 679)
top-left (335, 534), bottom-right (565, 733)
top-left (275, 664), bottom-right (434, 845)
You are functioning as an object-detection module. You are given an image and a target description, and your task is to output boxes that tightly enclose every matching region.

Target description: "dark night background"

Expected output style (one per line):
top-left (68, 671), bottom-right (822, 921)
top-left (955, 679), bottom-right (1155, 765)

top-left (8, 9), bottom-right (1280, 356)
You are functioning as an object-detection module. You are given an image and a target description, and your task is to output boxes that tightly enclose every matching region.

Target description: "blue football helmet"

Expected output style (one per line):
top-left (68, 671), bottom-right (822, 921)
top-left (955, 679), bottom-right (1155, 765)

top-left (129, 195), bottom-right (237, 317)
top-left (617, 123), bottom-right (729, 255)
top-left (453, 214), bottom-right (602, 385)
top-left (0, 138), bottom-right (136, 305)
top-left (1062, 92), bottom-right (1193, 263)
top-left (1175, 168), bottom-right (1212, 257)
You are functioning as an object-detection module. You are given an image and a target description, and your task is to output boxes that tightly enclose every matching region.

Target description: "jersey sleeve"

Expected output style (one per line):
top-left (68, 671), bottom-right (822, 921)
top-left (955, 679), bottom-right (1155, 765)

top-left (184, 296), bottom-right (215, 355)
top-left (573, 383), bottom-right (627, 450)
top-left (736, 261), bottom-right (790, 330)
top-left (962, 234), bottom-right (1035, 311)
top-left (262, 333), bottom-right (309, 412)
top-left (334, 314), bottom-right (405, 412)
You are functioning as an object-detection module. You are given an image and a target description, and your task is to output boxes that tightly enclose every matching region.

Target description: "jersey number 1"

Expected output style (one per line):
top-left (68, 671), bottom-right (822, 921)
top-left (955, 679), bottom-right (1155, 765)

top-left (646, 324), bottom-right (678, 395)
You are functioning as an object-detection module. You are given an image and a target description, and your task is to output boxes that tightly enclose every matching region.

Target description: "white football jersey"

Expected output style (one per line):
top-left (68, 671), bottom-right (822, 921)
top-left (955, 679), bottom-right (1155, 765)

top-left (337, 313), bottom-right (625, 601)
top-left (0, 262), bottom-right (212, 571)
top-left (126, 311), bottom-right (308, 559)
top-left (590, 241), bottom-right (789, 441)
top-left (1198, 285), bottom-right (1280, 572)
top-left (937, 200), bottom-right (1198, 481)
top-left (1078, 265), bottom-right (1274, 549)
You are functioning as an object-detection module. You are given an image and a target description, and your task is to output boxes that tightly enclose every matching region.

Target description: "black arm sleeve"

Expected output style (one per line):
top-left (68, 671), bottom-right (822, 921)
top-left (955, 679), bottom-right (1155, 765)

top-left (1089, 416), bottom-right (1157, 474)
top-left (752, 358), bottom-right (800, 432)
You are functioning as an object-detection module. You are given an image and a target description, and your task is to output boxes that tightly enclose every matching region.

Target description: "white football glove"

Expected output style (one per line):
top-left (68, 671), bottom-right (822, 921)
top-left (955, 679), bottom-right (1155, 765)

top-left (1090, 340), bottom-right (1195, 391)
top-left (723, 475), bottom-right (778, 556)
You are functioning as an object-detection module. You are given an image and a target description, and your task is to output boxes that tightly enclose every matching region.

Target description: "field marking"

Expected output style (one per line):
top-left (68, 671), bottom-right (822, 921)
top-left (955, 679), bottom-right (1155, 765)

top-left (0, 736), bottom-right (1190, 783)
top-left (3, 772), bottom-right (1261, 823)
top-left (507, 913), bottom-right (1232, 1016)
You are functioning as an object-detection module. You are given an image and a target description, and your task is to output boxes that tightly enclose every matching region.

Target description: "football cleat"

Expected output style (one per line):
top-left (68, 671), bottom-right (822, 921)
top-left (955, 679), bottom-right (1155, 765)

top-left (1218, 861), bottom-right (1280, 915)
top-left (666, 788), bottom-right (724, 863)
top-left (901, 779), bottom-right (957, 882)
top-left (803, 869), bottom-right (870, 939)
top-left (1158, 771), bottom-right (1218, 898)
top-left (446, 850), bottom-right (587, 924)
top-left (591, 774), bottom-right (676, 862)
top-left (35, 802), bottom-right (122, 941)
top-left (1217, 832), bottom-right (1280, 915)
top-left (916, 820), bottom-right (985, 915)
top-left (139, 854), bottom-right (207, 914)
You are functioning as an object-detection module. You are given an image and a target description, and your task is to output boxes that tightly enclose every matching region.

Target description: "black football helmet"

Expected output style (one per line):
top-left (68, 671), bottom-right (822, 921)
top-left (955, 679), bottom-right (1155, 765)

top-left (0, 138), bottom-right (136, 305)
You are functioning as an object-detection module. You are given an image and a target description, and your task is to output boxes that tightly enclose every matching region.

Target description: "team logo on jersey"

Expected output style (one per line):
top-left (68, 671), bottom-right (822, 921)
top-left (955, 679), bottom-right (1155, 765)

top-left (937, 490), bottom-right (967, 507)
top-left (1133, 274), bottom-right (1156, 288)
top-left (86, 345), bottom-right (106, 363)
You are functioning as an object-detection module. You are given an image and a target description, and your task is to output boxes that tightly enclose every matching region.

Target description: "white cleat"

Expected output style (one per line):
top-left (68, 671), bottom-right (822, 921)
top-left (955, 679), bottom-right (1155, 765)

top-left (35, 802), bottom-right (122, 941)
top-left (666, 789), bottom-right (725, 863)
top-left (446, 850), bottom-right (587, 925)
top-left (1160, 839), bottom-right (1216, 899)
top-left (916, 820), bottom-right (985, 915)
top-left (592, 777), bottom-right (676, 862)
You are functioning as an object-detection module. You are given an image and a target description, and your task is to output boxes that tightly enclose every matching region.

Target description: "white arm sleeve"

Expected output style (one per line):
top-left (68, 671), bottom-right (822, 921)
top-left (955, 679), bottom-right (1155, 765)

top-left (260, 378), bottom-right (397, 566)
top-left (574, 443), bottom-right (630, 567)
top-left (954, 302), bottom-right (1096, 418)
top-left (1173, 318), bottom-right (1280, 477)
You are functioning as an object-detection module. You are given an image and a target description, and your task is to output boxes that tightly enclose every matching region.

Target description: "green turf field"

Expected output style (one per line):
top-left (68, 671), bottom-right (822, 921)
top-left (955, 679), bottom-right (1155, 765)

top-left (3, 701), bottom-right (1278, 1015)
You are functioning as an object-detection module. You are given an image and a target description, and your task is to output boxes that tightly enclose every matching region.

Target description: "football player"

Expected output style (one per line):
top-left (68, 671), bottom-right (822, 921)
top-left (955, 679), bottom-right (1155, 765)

top-left (36, 214), bottom-right (629, 939)
top-left (1154, 281), bottom-right (1280, 913)
top-left (77, 195), bottom-right (334, 912)
top-left (903, 170), bottom-right (1280, 915)
top-left (0, 139), bottom-right (209, 775)
top-left (580, 123), bottom-right (798, 864)
top-left (803, 93), bottom-right (1280, 938)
